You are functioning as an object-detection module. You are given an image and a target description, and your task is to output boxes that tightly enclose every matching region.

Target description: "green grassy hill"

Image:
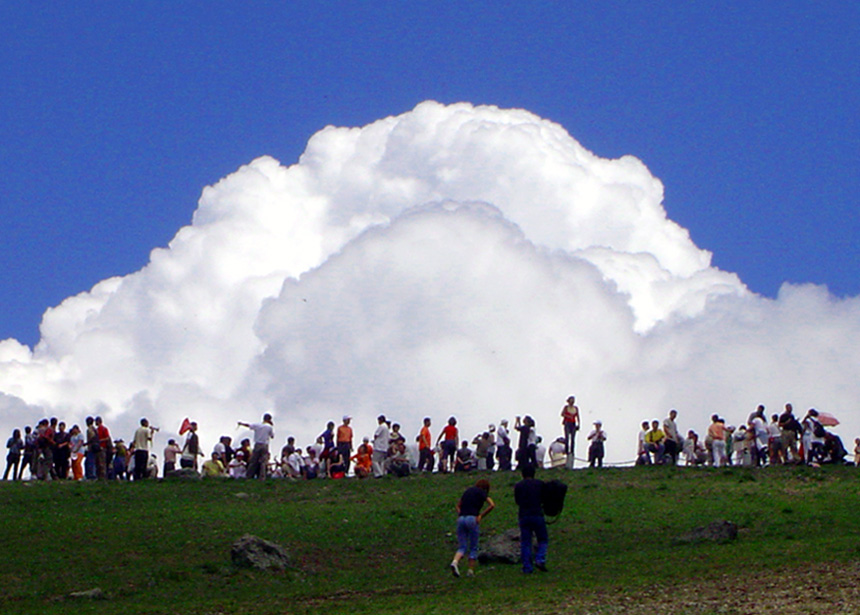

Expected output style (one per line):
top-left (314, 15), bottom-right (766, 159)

top-left (2, 465), bottom-right (860, 614)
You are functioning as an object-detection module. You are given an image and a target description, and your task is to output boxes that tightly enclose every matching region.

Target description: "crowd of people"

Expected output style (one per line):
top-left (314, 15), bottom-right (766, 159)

top-left (2, 396), bottom-right (854, 482)
top-left (636, 403), bottom-right (853, 468)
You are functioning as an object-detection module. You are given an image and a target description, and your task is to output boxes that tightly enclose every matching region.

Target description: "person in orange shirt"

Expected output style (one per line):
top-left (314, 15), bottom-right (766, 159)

top-left (707, 415), bottom-right (727, 467)
top-left (418, 417), bottom-right (433, 472)
top-left (351, 437), bottom-right (373, 479)
top-left (336, 416), bottom-right (354, 474)
top-left (436, 417), bottom-right (459, 473)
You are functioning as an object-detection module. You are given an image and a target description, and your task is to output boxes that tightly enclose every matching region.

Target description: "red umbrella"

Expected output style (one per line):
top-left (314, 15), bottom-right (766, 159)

top-left (818, 412), bottom-right (839, 427)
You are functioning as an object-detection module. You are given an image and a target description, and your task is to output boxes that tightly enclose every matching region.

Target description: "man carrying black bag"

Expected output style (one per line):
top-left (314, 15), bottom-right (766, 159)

top-left (515, 464), bottom-right (549, 573)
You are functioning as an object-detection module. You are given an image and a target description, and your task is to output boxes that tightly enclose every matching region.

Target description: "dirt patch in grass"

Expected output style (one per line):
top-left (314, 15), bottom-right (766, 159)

top-left (566, 561), bottom-right (860, 615)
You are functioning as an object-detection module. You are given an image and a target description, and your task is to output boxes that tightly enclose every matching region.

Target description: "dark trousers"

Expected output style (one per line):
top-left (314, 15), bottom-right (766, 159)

top-left (247, 444), bottom-right (269, 479)
top-left (519, 515), bottom-right (548, 573)
top-left (418, 447), bottom-right (434, 472)
top-left (588, 441), bottom-right (604, 467)
top-left (84, 451), bottom-right (96, 479)
top-left (517, 445), bottom-right (537, 470)
top-left (3, 455), bottom-right (20, 481)
top-left (133, 450), bottom-right (149, 480)
top-left (337, 443), bottom-right (352, 473)
top-left (563, 422), bottom-right (578, 455)
top-left (664, 439), bottom-right (678, 465)
top-left (497, 445), bottom-right (513, 471)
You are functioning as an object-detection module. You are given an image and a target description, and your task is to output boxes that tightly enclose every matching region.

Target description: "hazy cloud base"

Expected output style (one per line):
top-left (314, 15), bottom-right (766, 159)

top-left (1, 101), bottom-right (857, 462)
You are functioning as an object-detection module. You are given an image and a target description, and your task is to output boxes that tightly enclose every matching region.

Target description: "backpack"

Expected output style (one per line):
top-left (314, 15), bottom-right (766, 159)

top-left (541, 479), bottom-right (568, 520)
top-left (812, 420), bottom-right (826, 438)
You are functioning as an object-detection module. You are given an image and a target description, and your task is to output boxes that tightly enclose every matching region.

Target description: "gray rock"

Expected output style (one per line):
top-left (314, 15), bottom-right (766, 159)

top-left (68, 588), bottom-right (106, 600)
top-left (478, 528), bottom-right (523, 564)
top-left (164, 468), bottom-right (200, 480)
top-left (231, 534), bottom-right (292, 570)
top-left (674, 520), bottom-right (738, 545)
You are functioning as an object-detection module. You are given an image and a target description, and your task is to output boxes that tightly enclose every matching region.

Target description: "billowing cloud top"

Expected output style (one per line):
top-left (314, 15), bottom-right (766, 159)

top-left (1, 101), bottom-right (857, 462)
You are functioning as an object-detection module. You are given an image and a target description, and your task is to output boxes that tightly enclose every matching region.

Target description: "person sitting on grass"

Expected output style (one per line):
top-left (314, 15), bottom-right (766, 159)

top-left (228, 450), bottom-right (246, 479)
top-left (636, 421), bottom-right (651, 465)
top-left (455, 440), bottom-right (475, 472)
top-left (284, 445), bottom-right (303, 479)
top-left (351, 437), bottom-right (373, 479)
top-left (683, 431), bottom-right (707, 466)
top-left (644, 420), bottom-right (666, 465)
top-left (303, 446), bottom-right (320, 479)
top-left (202, 452), bottom-right (226, 478)
top-left (387, 441), bottom-right (411, 477)
top-left (327, 447), bottom-right (347, 479)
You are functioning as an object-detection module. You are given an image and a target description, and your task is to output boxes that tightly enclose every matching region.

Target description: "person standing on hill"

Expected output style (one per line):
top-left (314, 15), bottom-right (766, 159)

top-left (319, 421), bottom-right (336, 475)
top-left (561, 396), bottom-right (580, 468)
top-left (514, 416), bottom-right (537, 469)
top-left (496, 419), bottom-right (512, 471)
top-left (707, 415), bottom-right (727, 467)
top-left (436, 417), bottom-right (459, 473)
top-left (132, 418), bottom-right (158, 480)
top-left (4, 429), bottom-right (23, 481)
top-left (239, 413), bottom-right (274, 480)
top-left (515, 464), bottom-right (548, 573)
top-left (336, 416), bottom-right (354, 474)
top-left (587, 421), bottom-right (606, 468)
top-left (163, 439), bottom-right (182, 475)
top-left (180, 421), bottom-right (202, 471)
top-left (778, 404), bottom-right (802, 464)
top-left (418, 417), bottom-right (434, 472)
top-left (663, 409), bottom-right (681, 466)
top-left (450, 478), bottom-right (495, 578)
top-left (372, 415), bottom-right (390, 477)
top-left (95, 416), bottom-right (112, 479)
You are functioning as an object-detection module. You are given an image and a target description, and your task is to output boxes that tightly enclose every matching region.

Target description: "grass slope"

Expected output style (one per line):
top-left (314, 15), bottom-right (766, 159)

top-left (2, 465), bottom-right (860, 615)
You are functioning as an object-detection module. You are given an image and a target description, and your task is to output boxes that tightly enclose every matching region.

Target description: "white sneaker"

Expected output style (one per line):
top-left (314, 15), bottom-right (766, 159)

top-left (450, 561), bottom-right (460, 577)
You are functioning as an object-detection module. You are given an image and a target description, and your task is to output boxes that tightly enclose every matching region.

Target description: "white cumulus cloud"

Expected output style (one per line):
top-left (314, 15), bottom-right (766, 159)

top-left (1, 101), bottom-right (857, 464)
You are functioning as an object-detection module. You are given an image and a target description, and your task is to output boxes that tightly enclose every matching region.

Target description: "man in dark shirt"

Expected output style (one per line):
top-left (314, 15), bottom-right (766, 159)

top-left (778, 403), bottom-right (802, 464)
top-left (514, 464), bottom-right (548, 573)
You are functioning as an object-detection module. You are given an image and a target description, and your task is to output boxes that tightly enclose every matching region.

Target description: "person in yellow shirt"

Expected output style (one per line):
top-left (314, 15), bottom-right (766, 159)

top-left (644, 420), bottom-right (666, 465)
top-left (202, 452), bottom-right (226, 478)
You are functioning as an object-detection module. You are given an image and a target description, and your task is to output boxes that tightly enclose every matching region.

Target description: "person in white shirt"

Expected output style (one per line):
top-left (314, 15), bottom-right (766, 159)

top-left (662, 409), bottom-right (681, 466)
top-left (748, 405), bottom-right (769, 466)
top-left (534, 436), bottom-right (547, 469)
top-left (238, 413), bottom-right (274, 480)
top-left (132, 418), bottom-right (158, 481)
top-left (548, 437), bottom-right (566, 468)
top-left (767, 414), bottom-right (784, 464)
top-left (228, 451), bottom-right (246, 479)
top-left (587, 421), bottom-right (607, 468)
top-left (285, 449), bottom-right (303, 479)
top-left (636, 421), bottom-right (650, 465)
top-left (372, 415), bottom-right (390, 478)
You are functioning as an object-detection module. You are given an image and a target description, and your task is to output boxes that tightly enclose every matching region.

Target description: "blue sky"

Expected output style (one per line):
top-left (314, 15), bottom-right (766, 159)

top-left (2, 2), bottom-right (857, 347)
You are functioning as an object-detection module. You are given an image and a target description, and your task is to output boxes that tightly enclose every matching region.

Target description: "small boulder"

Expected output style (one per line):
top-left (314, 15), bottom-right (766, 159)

top-left (674, 520), bottom-right (738, 545)
top-left (163, 468), bottom-right (200, 480)
top-left (231, 534), bottom-right (292, 570)
top-left (478, 528), bottom-right (523, 564)
top-left (68, 588), bottom-right (106, 600)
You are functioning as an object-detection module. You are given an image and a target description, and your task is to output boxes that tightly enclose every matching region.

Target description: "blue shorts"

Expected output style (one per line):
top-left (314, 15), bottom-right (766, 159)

top-left (456, 515), bottom-right (480, 559)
